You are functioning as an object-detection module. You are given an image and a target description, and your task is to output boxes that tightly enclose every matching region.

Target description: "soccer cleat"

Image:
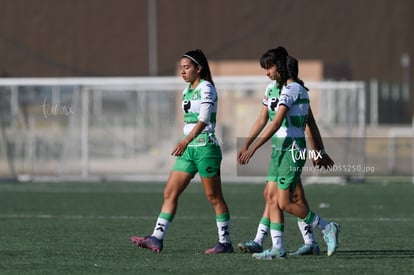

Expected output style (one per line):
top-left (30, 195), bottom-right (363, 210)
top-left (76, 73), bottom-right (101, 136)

top-left (289, 243), bottom-right (320, 256)
top-left (237, 240), bottom-right (263, 253)
top-left (130, 236), bottom-right (146, 245)
top-left (130, 235), bottom-right (163, 253)
top-left (205, 242), bottom-right (234, 254)
top-left (323, 222), bottom-right (340, 256)
top-left (252, 247), bottom-right (286, 260)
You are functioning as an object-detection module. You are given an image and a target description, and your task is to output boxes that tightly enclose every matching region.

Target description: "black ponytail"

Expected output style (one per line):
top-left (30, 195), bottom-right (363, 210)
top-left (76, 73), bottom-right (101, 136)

top-left (275, 55), bottom-right (289, 90)
top-left (286, 56), bottom-right (309, 91)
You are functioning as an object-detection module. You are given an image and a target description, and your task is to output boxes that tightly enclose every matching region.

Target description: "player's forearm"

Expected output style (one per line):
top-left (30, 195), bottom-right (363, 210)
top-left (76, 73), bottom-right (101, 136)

top-left (306, 126), bottom-right (321, 150)
top-left (242, 119), bottom-right (267, 148)
top-left (306, 108), bottom-right (325, 150)
top-left (183, 121), bottom-right (207, 145)
top-left (251, 120), bottom-right (280, 152)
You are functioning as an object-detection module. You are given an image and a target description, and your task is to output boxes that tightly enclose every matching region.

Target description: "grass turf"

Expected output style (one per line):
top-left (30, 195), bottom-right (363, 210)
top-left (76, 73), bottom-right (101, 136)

top-left (1, 180), bottom-right (414, 274)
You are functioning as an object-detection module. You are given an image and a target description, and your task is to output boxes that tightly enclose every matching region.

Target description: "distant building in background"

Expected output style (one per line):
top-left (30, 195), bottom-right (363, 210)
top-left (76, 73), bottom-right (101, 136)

top-left (0, 0), bottom-right (412, 124)
top-left (0, 0), bottom-right (412, 82)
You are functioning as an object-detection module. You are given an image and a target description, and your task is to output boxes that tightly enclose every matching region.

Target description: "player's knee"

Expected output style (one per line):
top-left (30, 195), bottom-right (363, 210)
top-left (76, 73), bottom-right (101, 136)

top-left (264, 191), bottom-right (277, 206)
top-left (205, 193), bottom-right (221, 206)
top-left (278, 200), bottom-right (290, 212)
top-left (263, 188), bottom-right (269, 200)
top-left (163, 189), bottom-right (179, 203)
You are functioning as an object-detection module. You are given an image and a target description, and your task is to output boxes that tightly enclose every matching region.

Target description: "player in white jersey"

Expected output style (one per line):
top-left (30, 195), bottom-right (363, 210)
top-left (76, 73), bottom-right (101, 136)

top-left (238, 50), bottom-right (340, 259)
top-left (131, 49), bottom-right (233, 254)
top-left (238, 47), bottom-right (335, 256)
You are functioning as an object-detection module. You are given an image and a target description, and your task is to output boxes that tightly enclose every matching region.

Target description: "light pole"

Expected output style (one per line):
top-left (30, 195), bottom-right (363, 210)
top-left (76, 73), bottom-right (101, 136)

top-left (148, 0), bottom-right (158, 76)
top-left (401, 53), bottom-right (410, 100)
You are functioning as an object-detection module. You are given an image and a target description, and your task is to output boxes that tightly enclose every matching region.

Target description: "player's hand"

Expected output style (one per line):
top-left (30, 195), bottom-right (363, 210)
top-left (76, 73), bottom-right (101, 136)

top-left (237, 145), bottom-right (248, 162)
top-left (312, 152), bottom-right (334, 169)
top-left (171, 141), bottom-right (188, 156)
top-left (238, 147), bottom-right (256, 165)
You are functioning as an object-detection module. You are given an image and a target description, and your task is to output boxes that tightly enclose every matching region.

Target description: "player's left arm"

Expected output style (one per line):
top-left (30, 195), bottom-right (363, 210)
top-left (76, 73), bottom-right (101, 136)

top-left (305, 107), bottom-right (334, 169)
top-left (171, 121), bottom-right (207, 157)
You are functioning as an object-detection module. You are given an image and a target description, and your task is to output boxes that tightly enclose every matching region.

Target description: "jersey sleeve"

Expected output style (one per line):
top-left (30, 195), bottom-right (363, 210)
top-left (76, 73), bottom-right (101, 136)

top-left (278, 84), bottom-right (299, 109)
top-left (198, 82), bottom-right (217, 124)
top-left (200, 82), bottom-right (216, 105)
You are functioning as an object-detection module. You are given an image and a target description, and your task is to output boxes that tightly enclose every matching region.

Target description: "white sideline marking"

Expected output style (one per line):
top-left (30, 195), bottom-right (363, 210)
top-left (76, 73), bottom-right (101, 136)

top-left (0, 214), bottom-right (412, 222)
top-left (0, 214), bottom-right (155, 220)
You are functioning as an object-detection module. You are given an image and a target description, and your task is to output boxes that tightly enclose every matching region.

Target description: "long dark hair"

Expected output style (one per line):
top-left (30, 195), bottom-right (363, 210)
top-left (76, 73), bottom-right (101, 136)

top-left (182, 49), bottom-right (214, 86)
top-left (260, 46), bottom-right (289, 70)
top-left (271, 53), bottom-right (309, 91)
top-left (286, 55), bottom-right (309, 91)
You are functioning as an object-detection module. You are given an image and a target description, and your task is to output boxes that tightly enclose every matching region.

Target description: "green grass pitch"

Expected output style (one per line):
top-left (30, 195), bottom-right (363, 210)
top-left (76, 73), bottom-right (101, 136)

top-left (1, 180), bottom-right (414, 274)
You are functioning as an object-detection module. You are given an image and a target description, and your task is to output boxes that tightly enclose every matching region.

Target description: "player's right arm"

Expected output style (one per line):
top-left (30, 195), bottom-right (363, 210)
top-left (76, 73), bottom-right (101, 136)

top-left (237, 105), bottom-right (269, 161)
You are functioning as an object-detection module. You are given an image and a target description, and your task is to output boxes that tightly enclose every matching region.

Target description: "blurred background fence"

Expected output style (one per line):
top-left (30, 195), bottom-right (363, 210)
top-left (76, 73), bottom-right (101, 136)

top-left (0, 77), bottom-right (412, 182)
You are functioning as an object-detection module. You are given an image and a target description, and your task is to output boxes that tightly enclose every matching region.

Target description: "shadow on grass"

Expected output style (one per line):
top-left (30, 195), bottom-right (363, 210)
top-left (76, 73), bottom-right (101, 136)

top-left (337, 250), bottom-right (414, 258)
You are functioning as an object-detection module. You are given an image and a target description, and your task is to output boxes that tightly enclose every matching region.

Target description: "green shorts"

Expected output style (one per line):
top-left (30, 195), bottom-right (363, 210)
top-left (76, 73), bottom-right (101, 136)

top-left (266, 147), bottom-right (306, 192)
top-left (172, 142), bottom-right (222, 178)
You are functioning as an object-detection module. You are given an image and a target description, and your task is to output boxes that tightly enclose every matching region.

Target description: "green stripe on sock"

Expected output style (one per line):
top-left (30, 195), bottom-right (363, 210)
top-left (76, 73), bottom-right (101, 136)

top-left (216, 213), bottom-right (230, 222)
top-left (303, 211), bottom-right (315, 224)
top-left (159, 212), bottom-right (174, 222)
top-left (260, 217), bottom-right (270, 226)
top-left (270, 222), bottom-right (284, 232)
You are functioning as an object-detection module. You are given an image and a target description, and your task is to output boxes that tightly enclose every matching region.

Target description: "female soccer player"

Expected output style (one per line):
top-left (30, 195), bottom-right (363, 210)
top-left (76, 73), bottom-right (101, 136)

top-left (131, 49), bottom-right (233, 254)
top-left (238, 51), bottom-right (340, 260)
top-left (238, 47), bottom-right (335, 257)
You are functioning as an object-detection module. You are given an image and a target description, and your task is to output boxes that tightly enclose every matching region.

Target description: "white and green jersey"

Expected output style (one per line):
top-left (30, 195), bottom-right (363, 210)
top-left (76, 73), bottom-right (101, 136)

top-left (263, 81), bottom-right (309, 149)
top-left (262, 80), bottom-right (280, 121)
top-left (181, 79), bottom-right (217, 135)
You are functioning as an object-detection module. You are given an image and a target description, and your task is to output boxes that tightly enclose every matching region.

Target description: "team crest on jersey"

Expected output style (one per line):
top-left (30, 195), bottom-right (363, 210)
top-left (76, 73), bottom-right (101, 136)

top-left (192, 91), bottom-right (199, 100)
top-left (267, 89), bottom-right (273, 97)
